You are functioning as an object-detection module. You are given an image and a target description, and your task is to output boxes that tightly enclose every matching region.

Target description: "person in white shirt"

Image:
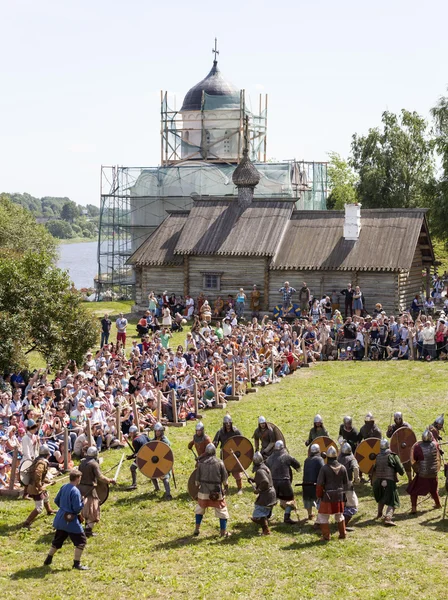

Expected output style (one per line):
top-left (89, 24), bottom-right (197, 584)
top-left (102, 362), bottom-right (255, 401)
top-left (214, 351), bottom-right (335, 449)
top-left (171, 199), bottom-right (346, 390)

top-left (222, 318), bottom-right (232, 337)
top-left (116, 313), bottom-right (128, 347)
top-left (422, 322), bottom-right (436, 360)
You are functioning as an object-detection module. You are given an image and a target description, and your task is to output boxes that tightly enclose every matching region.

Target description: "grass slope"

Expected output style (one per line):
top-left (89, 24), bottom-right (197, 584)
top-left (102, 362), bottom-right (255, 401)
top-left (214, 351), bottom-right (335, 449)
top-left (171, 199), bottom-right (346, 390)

top-left (1, 361), bottom-right (448, 599)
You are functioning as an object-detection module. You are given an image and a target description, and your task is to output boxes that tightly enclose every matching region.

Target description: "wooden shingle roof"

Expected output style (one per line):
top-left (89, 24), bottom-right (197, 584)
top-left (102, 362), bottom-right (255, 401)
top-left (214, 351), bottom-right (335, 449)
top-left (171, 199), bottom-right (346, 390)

top-left (174, 199), bottom-right (294, 256)
top-left (128, 211), bottom-right (188, 266)
top-left (272, 209), bottom-right (432, 271)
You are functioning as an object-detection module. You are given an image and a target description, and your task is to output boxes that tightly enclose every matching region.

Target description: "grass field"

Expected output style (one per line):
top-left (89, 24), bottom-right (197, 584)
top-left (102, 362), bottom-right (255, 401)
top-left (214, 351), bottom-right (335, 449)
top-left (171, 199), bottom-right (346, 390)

top-left (1, 358), bottom-right (448, 600)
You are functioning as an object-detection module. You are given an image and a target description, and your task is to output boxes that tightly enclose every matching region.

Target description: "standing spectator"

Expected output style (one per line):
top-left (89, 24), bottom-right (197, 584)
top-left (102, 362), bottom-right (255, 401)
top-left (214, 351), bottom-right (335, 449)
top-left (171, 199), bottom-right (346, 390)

top-left (298, 282), bottom-right (310, 314)
top-left (116, 313), bottom-right (128, 347)
top-left (100, 314), bottom-right (112, 348)
top-left (353, 286), bottom-right (363, 317)
top-left (422, 321), bottom-right (436, 361)
top-left (278, 281), bottom-right (296, 316)
top-left (235, 288), bottom-right (247, 319)
top-left (148, 292), bottom-right (157, 315)
top-left (162, 306), bottom-right (172, 329)
top-left (340, 283), bottom-right (353, 318)
top-left (250, 285), bottom-right (261, 319)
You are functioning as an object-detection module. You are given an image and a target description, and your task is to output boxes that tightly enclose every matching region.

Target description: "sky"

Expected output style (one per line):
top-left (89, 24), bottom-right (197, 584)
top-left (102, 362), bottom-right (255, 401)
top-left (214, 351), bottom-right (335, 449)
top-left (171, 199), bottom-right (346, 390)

top-left (1, 0), bottom-right (447, 206)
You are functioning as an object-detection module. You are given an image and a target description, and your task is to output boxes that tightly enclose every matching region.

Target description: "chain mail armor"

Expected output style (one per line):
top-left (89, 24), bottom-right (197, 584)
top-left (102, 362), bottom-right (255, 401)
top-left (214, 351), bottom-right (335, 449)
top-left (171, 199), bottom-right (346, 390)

top-left (375, 450), bottom-right (396, 481)
top-left (196, 456), bottom-right (228, 496)
top-left (419, 442), bottom-right (439, 478)
top-left (253, 463), bottom-right (277, 507)
top-left (265, 448), bottom-right (300, 481)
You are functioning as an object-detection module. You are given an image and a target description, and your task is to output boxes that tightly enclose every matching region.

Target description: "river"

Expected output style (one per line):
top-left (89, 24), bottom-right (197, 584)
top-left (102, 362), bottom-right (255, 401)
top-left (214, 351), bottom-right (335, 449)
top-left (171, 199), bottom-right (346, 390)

top-left (57, 240), bottom-right (98, 289)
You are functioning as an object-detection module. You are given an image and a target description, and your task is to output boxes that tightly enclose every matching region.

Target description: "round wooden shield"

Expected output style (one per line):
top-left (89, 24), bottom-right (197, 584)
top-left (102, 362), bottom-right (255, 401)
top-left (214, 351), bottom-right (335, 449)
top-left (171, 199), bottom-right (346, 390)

top-left (355, 438), bottom-right (381, 474)
top-left (19, 459), bottom-right (33, 486)
top-left (222, 435), bottom-right (254, 473)
top-left (97, 479), bottom-right (109, 506)
top-left (136, 441), bottom-right (174, 479)
top-left (410, 442), bottom-right (441, 472)
top-left (390, 427), bottom-right (417, 464)
top-left (307, 436), bottom-right (338, 463)
top-left (267, 422), bottom-right (286, 446)
top-left (188, 468), bottom-right (198, 500)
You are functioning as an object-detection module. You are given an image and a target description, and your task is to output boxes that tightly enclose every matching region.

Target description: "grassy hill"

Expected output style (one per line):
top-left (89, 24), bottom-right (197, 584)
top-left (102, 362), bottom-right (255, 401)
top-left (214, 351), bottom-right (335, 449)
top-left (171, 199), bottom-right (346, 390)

top-left (2, 359), bottom-right (447, 599)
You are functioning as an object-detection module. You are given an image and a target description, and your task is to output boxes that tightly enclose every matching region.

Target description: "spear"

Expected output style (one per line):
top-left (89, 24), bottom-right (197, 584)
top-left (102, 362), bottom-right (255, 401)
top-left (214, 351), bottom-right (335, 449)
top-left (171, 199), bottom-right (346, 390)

top-left (230, 449), bottom-right (256, 489)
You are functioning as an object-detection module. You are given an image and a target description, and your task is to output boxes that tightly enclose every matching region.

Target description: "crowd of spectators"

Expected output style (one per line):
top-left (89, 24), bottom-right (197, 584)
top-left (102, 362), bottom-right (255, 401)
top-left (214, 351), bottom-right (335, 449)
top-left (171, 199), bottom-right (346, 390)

top-left (1, 275), bottom-right (447, 490)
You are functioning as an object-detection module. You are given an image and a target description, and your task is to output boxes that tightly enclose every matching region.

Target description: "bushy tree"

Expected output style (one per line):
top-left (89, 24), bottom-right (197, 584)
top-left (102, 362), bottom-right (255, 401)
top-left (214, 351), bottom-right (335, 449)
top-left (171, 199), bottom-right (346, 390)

top-left (45, 219), bottom-right (74, 239)
top-left (0, 198), bottom-right (99, 372)
top-left (327, 152), bottom-right (358, 209)
top-left (61, 200), bottom-right (79, 223)
top-left (350, 110), bottom-right (436, 209)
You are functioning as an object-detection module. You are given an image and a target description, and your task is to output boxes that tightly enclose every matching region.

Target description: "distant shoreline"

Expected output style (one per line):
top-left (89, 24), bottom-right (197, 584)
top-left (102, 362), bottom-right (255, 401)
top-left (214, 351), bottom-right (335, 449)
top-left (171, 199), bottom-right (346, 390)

top-left (59, 237), bottom-right (97, 245)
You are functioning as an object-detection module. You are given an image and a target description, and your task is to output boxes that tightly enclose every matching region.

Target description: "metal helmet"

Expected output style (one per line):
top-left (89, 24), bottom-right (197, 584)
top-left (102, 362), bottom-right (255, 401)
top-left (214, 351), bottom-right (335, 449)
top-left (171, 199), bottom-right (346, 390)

top-left (223, 415), bottom-right (232, 425)
top-left (129, 425), bottom-right (138, 434)
top-left (86, 446), bottom-right (98, 457)
top-left (253, 451), bottom-right (264, 465)
top-left (326, 446), bottom-right (337, 459)
top-left (258, 416), bottom-right (267, 424)
top-left (274, 440), bottom-right (284, 451)
top-left (422, 429), bottom-right (433, 442)
top-left (314, 414), bottom-right (323, 425)
top-left (195, 421), bottom-right (204, 431)
top-left (365, 412), bottom-right (374, 422)
top-left (394, 411), bottom-right (403, 423)
top-left (310, 443), bottom-right (320, 455)
top-left (341, 442), bottom-right (352, 455)
top-left (343, 416), bottom-right (352, 426)
top-left (434, 414), bottom-right (445, 429)
top-left (39, 444), bottom-right (50, 456)
top-left (205, 443), bottom-right (216, 456)
top-left (153, 422), bottom-right (164, 432)
top-left (380, 439), bottom-right (390, 450)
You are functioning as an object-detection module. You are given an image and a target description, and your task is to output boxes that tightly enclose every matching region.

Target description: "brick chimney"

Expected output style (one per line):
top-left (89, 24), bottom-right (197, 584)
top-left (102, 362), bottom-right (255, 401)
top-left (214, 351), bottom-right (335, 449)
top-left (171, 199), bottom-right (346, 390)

top-left (344, 203), bottom-right (361, 241)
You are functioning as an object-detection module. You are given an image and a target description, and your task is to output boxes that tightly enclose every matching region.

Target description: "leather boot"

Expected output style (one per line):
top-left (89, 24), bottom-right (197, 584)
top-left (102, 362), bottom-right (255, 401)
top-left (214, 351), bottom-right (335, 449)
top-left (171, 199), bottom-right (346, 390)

top-left (344, 515), bottom-right (354, 532)
top-left (43, 555), bottom-right (53, 566)
top-left (338, 520), bottom-right (346, 539)
top-left (22, 509), bottom-right (39, 529)
top-left (284, 511), bottom-right (297, 524)
top-left (320, 523), bottom-right (330, 541)
top-left (251, 517), bottom-right (262, 525)
top-left (73, 561), bottom-right (89, 571)
top-left (260, 518), bottom-right (271, 535)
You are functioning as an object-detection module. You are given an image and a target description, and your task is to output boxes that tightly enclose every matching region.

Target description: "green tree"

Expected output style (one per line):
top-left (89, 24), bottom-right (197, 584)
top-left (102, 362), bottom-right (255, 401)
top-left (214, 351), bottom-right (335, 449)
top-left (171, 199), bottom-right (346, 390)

top-left (327, 152), bottom-right (358, 209)
top-left (45, 219), bottom-right (74, 239)
top-left (430, 90), bottom-right (448, 242)
top-left (0, 195), bottom-right (57, 258)
top-left (0, 198), bottom-right (99, 372)
top-left (350, 110), bottom-right (436, 209)
top-left (61, 200), bottom-right (79, 223)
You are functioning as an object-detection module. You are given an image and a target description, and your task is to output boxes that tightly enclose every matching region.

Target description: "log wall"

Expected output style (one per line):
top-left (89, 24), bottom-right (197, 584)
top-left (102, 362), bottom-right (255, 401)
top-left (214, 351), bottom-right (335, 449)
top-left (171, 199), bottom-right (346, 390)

top-left (134, 264), bottom-right (184, 313)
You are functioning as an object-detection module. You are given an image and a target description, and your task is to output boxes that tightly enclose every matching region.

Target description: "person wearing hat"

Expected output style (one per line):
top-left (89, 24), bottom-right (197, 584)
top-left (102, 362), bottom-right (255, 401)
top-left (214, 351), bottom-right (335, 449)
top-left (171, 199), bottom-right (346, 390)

top-left (372, 439), bottom-right (404, 526)
top-left (78, 446), bottom-right (116, 537)
top-left (150, 423), bottom-right (172, 500)
top-left (358, 412), bottom-right (382, 445)
top-left (302, 443), bottom-right (325, 521)
top-left (253, 417), bottom-right (276, 459)
top-left (213, 415), bottom-right (244, 495)
top-left (248, 451), bottom-right (277, 535)
top-left (20, 419), bottom-right (40, 499)
top-left (188, 422), bottom-right (212, 460)
top-left (265, 440), bottom-right (301, 525)
top-left (43, 469), bottom-right (89, 570)
top-left (316, 446), bottom-right (349, 540)
top-left (305, 415), bottom-right (329, 446)
top-left (125, 425), bottom-right (151, 490)
top-left (193, 443), bottom-right (230, 537)
top-left (22, 445), bottom-right (56, 529)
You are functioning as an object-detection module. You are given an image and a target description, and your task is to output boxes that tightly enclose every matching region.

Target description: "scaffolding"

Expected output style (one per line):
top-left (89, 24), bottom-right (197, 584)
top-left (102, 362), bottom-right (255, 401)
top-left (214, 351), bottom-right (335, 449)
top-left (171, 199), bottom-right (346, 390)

top-left (160, 90), bottom-right (268, 165)
top-left (97, 161), bottom-right (328, 298)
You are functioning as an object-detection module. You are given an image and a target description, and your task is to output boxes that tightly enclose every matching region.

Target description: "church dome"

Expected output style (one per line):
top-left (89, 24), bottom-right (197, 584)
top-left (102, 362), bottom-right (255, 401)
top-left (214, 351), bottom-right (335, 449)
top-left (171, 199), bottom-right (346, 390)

top-left (180, 60), bottom-right (240, 111)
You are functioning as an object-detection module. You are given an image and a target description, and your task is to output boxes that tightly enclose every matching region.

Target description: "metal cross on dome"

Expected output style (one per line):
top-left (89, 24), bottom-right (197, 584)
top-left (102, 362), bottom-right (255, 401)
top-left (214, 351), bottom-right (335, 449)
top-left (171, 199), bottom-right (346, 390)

top-left (212, 38), bottom-right (219, 61)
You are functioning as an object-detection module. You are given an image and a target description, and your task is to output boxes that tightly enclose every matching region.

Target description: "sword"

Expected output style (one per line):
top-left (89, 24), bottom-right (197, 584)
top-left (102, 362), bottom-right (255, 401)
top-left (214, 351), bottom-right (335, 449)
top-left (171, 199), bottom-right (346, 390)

top-left (295, 482), bottom-right (317, 487)
top-left (190, 448), bottom-right (198, 461)
top-left (113, 452), bottom-right (125, 482)
top-left (124, 436), bottom-right (136, 456)
top-left (229, 449), bottom-right (256, 489)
